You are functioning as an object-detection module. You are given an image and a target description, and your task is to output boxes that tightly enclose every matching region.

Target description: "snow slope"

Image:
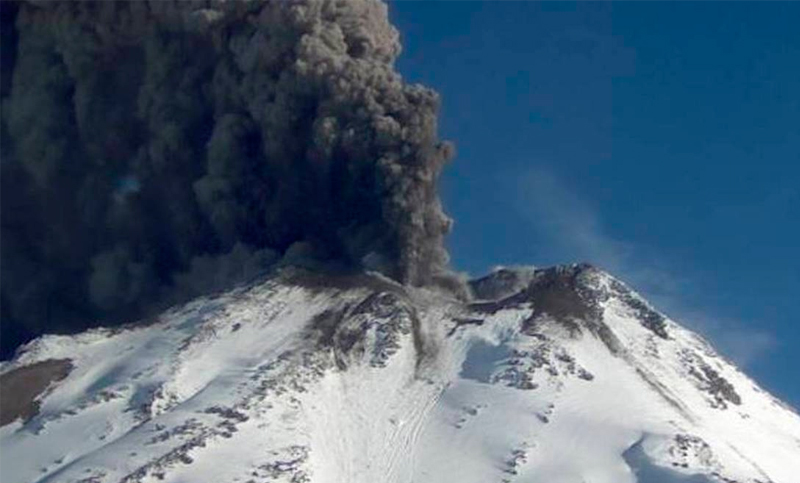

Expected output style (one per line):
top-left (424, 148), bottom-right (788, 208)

top-left (2, 264), bottom-right (799, 483)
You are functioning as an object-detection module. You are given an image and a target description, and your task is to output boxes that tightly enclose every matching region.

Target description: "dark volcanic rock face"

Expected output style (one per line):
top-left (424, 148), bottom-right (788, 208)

top-left (674, 347), bottom-right (742, 410)
top-left (522, 264), bottom-right (604, 329)
top-left (517, 264), bottom-right (622, 353)
top-left (608, 279), bottom-right (669, 339)
top-left (468, 263), bottom-right (671, 353)
top-left (693, 361), bottom-right (742, 409)
top-left (309, 290), bottom-right (417, 370)
top-left (469, 268), bottom-right (535, 301)
top-left (0, 358), bottom-right (73, 426)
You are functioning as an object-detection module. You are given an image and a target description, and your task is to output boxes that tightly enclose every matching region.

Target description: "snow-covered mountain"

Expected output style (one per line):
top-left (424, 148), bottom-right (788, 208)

top-left (2, 264), bottom-right (799, 483)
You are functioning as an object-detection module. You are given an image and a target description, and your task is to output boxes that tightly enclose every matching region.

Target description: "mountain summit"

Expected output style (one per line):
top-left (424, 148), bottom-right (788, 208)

top-left (2, 265), bottom-right (799, 483)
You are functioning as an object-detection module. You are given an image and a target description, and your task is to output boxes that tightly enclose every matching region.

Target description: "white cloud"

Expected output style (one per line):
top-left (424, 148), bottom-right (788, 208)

top-left (512, 166), bottom-right (777, 367)
top-left (686, 313), bottom-right (778, 368)
top-left (515, 168), bottom-right (628, 270)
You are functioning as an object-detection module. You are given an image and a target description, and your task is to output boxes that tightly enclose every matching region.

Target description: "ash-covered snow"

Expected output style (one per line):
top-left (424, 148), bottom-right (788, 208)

top-left (1, 265), bottom-right (799, 483)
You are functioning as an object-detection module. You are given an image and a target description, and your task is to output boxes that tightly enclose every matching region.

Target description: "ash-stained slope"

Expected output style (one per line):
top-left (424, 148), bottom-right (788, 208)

top-left (2, 265), bottom-right (799, 483)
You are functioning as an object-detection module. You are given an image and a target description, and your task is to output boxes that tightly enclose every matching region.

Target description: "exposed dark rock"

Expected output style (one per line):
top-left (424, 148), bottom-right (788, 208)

top-left (469, 267), bottom-right (535, 301)
top-left (204, 405), bottom-right (249, 423)
top-left (515, 264), bottom-right (623, 353)
top-left (480, 338), bottom-right (594, 391)
top-left (467, 297), bottom-right (524, 315)
top-left (446, 318), bottom-right (484, 337)
top-left (309, 307), bottom-right (350, 351)
top-left (468, 264), bottom-right (670, 345)
top-left (307, 291), bottom-right (417, 370)
top-left (608, 279), bottom-right (669, 339)
top-left (336, 292), bottom-right (416, 369)
top-left (624, 438), bottom-right (719, 483)
top-left (0, 358), bottom-right (73, 426)
top-left (690, 363), bottom-right (742, 408)
top-left (521, 264), bottom-right (604, 329)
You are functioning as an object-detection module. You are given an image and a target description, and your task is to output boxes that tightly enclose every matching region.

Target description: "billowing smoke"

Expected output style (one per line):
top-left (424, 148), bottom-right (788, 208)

top-left (0, 0), bottom-right (455, 356)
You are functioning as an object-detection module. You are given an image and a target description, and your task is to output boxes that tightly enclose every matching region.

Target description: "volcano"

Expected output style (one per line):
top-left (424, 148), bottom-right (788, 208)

top-left (2, 264), bottom-right (798, 483)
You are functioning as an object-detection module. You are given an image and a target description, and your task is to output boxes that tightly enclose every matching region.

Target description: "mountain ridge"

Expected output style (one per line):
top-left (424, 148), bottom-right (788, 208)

top-left (2, 264), bottom-right (799, 483)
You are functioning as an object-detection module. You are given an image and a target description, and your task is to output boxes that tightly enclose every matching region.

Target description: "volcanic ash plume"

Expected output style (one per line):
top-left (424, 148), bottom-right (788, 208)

top-left (0, 0), bottom-right (455, 355)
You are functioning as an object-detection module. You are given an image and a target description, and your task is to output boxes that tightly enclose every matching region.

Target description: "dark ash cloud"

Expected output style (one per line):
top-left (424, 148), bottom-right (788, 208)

top-left (0, 0), bottom-right (455, 357)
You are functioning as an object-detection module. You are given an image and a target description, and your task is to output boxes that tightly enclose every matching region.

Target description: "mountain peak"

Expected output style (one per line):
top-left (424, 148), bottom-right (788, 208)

top-left (470, 263), bottom-right (668, 345)
top-left (2, 267), bottom-right (799, 483)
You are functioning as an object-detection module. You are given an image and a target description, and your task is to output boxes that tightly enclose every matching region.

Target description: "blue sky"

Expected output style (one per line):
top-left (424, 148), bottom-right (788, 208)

top-left (389, 2), bottom-right (800, 408)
